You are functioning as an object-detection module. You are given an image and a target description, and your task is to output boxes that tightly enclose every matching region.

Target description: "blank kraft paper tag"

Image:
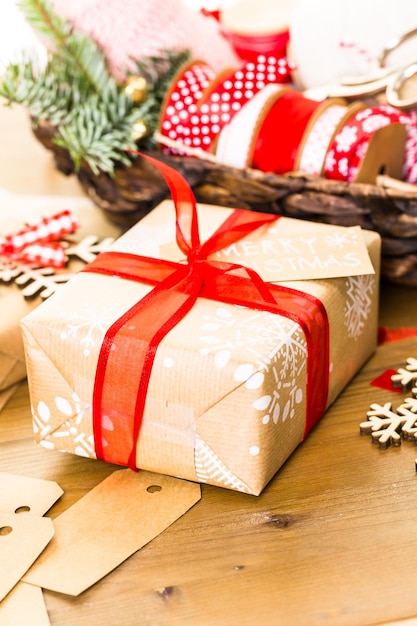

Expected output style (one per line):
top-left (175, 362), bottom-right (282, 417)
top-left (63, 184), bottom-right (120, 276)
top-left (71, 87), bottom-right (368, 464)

top-left (0, 511), bottom-right (54, 601)
top-left (23, 469), bottom-right (201, 596)
top-left (0, 582), bottom-right (50, 626)
top-left (0, 472), bottom-right (63, 516)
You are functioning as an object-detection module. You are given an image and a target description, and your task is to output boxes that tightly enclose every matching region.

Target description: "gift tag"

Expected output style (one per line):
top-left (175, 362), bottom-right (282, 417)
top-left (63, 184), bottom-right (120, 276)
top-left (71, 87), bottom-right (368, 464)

top-left (23, 469), bottom-right (201, 596)
top-left (0, 511), bottom-right (54, 601)
top-left (0, 473), bottom-right (63, 516)
top-left (0, 582), bottom-right (50, 626)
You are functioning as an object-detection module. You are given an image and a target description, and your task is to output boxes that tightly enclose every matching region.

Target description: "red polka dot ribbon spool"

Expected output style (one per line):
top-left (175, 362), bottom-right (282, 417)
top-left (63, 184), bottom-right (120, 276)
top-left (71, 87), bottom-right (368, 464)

top-left (251, 89), bottom-right (324, 174)
top-left (158, 55), bottom-right (295, 157)
top-left (159, 60), bottom-right (216, 155)
top-left (323, 105), bottom-right (409, 182)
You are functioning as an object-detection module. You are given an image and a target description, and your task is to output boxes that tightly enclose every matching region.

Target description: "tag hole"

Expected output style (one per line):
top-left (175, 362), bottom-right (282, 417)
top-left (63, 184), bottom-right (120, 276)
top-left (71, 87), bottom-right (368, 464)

top-left (14, 505), bottom-right (31, 514)
top-left (0, 526), bottom-right (13, 536)
top-left (147, 485), bottom-right (162, 494)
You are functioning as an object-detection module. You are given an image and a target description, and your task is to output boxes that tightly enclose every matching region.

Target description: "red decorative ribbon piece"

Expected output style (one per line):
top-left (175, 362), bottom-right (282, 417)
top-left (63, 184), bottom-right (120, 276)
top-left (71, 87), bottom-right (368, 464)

top-left (0, 210), bottom-right (80, 268)
top-left (84, 153), bottom-right (330, 470)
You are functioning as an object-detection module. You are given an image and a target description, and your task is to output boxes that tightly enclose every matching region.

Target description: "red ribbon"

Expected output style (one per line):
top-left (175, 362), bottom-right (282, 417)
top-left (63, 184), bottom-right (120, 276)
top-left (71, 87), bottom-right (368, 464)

top-left (0, 210), bottom-right (80, 268)
top-left (84, 153), bottom-right (330, 470)
top-left (252, 89), bottom-right (323, 174)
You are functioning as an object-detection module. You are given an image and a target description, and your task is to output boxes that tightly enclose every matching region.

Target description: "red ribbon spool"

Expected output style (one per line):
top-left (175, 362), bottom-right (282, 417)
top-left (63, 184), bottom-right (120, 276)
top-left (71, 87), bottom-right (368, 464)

top-left (251, 89), bottom-right (323, 174)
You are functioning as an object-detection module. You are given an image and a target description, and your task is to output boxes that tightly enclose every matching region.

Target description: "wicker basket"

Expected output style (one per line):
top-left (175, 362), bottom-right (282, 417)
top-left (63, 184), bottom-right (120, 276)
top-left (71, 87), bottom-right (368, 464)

top-left (33, 119), bottom-right (417, 287)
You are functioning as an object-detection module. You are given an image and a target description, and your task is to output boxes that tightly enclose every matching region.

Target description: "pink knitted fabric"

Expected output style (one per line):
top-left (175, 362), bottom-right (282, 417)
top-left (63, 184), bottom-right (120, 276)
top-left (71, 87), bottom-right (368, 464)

top-left (51, 0), bottom-right (240, 78)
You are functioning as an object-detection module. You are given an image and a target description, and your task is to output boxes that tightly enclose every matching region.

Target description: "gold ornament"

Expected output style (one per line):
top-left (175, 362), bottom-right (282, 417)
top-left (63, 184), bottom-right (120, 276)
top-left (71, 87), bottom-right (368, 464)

top-left (131, 119), bottom-right (149, 142)
top-left (124, 75), bottom-right (148, 104)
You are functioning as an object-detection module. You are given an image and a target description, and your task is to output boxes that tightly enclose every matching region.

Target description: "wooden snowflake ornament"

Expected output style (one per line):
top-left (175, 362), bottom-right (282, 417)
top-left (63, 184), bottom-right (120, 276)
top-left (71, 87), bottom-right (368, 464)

top-left (360, 357), bottom-right (417, 449)
top-left (391, 357), bottom-right (417, 392)
top-left (0, 235), bottom-right (114, 299)
top-left (360, 401), bottom-right (417, 448)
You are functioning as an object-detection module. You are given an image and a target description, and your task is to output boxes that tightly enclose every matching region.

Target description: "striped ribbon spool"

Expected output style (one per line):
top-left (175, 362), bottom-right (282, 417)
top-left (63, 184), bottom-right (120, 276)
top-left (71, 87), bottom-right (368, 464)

top-left (295, 100), bottom-right (348, 175)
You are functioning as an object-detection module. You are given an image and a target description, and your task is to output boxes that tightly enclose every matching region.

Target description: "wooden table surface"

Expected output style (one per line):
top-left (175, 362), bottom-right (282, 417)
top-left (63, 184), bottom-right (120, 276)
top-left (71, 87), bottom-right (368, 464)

top-left (2, 104), bottom-right (417, 626)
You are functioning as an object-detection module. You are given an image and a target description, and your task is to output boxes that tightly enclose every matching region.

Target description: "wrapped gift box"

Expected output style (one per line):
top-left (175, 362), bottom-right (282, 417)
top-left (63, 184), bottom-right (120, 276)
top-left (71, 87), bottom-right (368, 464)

top-left (21, 177), bottom-right (380, 495)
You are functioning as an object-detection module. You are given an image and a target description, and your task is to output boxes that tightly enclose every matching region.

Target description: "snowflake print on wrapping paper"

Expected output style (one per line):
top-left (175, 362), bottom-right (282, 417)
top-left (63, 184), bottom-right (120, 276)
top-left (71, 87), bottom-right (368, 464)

top-left (344, 274), bottom-right (375, 339)
top-left (60, 302), bottom-right (118, 356)
top-left (32, 392), bottom-right (96, 458)
top-left (116, 222), bottom-right (174, 258)
top-left (199, 306), bottom-right (306, 428)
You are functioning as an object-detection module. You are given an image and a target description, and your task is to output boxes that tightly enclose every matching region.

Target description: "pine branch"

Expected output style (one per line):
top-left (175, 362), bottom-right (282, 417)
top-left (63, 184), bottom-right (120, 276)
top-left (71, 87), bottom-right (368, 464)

top-left (17, 0), bottom-right (110, 94)
top-left (53, 82), bottom-right (143, 174)
top-left (0, 60), bottom-right (80, 125)
top-left (17, 0), bottom-right (72, 50)
top-left (1, 1), bottom-right (192, 174)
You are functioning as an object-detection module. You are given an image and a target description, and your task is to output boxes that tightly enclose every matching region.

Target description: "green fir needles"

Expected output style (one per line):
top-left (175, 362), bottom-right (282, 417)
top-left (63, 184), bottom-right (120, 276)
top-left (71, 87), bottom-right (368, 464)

top-left (0, 0), bottom-right (190, 175)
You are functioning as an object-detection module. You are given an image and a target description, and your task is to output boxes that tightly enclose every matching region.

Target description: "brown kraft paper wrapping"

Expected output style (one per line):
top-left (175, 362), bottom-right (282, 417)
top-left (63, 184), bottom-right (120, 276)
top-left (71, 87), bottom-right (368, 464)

top-left (21, 201), bottom-right (381, 495)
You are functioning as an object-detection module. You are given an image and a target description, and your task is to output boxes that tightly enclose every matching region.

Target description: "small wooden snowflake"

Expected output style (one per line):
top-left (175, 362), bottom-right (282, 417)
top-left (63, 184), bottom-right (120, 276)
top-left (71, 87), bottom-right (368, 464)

top-left (360, 357), bottom-right (417, 449)
top-left (391, 357), bottom-right (417, 393)
top-left (0, 235), bottom-right (114, 299)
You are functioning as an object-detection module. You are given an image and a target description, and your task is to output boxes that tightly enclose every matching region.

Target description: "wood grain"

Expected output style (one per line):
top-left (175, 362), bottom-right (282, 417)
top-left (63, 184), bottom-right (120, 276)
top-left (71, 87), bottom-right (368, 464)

top-left (2, 103), bottom-right (417, 626)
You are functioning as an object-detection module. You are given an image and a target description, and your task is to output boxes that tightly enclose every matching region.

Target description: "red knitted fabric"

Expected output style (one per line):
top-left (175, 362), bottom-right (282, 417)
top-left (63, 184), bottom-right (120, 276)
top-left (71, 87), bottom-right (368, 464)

top-left (51, 0), bottom-right (240, 79)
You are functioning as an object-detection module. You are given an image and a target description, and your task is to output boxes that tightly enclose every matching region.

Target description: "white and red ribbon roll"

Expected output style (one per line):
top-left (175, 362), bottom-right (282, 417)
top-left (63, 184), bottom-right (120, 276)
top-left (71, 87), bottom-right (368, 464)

top-left (324, 105), bottom-right (408, 182)
top-left (0, 210), bottom-right (80, 268)
top-left (296, 101), bottom-right (349, 175)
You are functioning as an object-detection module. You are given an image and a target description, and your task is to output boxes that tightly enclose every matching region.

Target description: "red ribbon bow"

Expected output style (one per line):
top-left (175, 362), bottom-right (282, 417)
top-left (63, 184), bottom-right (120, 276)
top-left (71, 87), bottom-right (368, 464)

top-left (84, 153), bottom-right (330, 470)
top-left (0, 210), bottom-right (80, 268)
